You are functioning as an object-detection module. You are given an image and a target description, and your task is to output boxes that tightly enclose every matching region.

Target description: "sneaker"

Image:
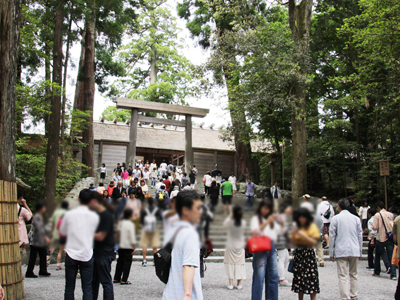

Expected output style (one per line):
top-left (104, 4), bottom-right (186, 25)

top-left (142, 260), bottom-right (147, 267)
top-left (227, 285), bottom-right (234, 290)
top-left (236, 285), bottom-right (243, 290)
top-left (56, 266), bottom-right (62, 271)
top-left (25, 273), bottom-right (38, 278)
top-left (279, 280), bottom-right (291, 287)
top-left (392, 277), bottom-right (397, 281)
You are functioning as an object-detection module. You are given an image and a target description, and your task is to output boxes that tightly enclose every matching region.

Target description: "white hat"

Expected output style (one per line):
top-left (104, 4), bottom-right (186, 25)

top-left (303, 194), bottom-right (311, 199)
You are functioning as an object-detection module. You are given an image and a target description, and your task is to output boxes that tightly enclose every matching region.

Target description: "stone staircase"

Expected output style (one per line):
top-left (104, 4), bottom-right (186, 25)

top-left (58, 175), bottom-right (370, 264)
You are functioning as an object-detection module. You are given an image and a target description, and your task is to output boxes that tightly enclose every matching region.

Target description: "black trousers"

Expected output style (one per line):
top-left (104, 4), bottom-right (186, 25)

top-left (114, 249), bottom-right (133, 283)
top-left (26, 245), bottom-right (47, 275)
top-left (92, 254), bottom-right (114, 300)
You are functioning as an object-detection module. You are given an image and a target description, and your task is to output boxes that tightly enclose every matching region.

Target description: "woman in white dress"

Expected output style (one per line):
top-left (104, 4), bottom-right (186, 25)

top-left (228, 173), bottom-right (237, 195)
top-left (223, 205), bottom-right (247, 290)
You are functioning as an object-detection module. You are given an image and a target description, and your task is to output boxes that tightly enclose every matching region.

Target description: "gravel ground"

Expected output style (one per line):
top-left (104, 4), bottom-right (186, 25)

top-left (22, 260), bottom-right (396, 300)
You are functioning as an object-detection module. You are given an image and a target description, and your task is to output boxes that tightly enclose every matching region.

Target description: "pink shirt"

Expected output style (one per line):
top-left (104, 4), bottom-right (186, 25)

top-left (125, 198), bottom-right (142, 220)
top-left (17, 204), bottom-right (32, 245)
top-left (122, 171), bottom-right (129, 180)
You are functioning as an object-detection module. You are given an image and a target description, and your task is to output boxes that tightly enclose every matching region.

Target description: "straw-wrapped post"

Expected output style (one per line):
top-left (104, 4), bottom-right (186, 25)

top-left (0, 180), bottom-right (24, 299)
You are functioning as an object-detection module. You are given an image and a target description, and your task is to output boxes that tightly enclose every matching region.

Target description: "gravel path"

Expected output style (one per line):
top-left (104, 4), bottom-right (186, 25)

top-left (22, 260), bottom-right (396, 299)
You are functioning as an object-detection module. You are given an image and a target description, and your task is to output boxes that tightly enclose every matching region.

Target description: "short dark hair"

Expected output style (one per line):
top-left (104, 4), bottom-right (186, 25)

top-left (176, 190), bottom-right (200, 217)
top-left (17, 190), bottom-right (23, 200)
top-left (200, 194), bottom-right (206, 201)
top-left (389, 206), bottom-right (398, 215)
top-left (338, 198), bottom-right (350, 210)
top-left (186, 182), bottom-right (191, 186)
top-left (293, 207), bottom-right (313, 229)
top-left (102, 163), bottom-right (105, 167)
top-left (79, 189), bottom-right (93, 205)
top-left (35, 202), bottom-right (45, 212)
top-left (92, 191), bottom-right (103, 203)
top-left (376, 201), bottom-right (385, 210)
top-left (368, 207), bottom-right (377, 217)
top-left (147, 197), bottom-right (155, 207)
top-left (123, 209), bottom-right (133, 220)
top-left (99, 182), bottom-right (104, 187)
top-left (61, 201), bottom-right (69, 210)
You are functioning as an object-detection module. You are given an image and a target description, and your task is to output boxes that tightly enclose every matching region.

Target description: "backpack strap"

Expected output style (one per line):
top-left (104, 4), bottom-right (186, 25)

top-left (379, 212), bottom-right (390, 234)
top-left (18, 206), bottom-right (22, 217)
top-left (168, 226), bottom-right (187, 247)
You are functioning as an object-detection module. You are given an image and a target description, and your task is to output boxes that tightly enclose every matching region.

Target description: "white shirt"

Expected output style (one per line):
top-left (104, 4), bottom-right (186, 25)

top-left (118, 220), bottom-right (136, 249)
top-left (250, 215), bottom-right (283, 244)
top-left (368, 216), bottom-right (377, 238)
top-left (60, 206), bottom-right (99, 262)
top-left (155, 181), bottom-right (164, 190)
top-left (359, 206), bottom-right (370, 220)
top-left (160, 163), bottom-right (168, 171)
top-left (141, 184), bottom-right (149, 193)
top-left (301, 201), bottom-right (315, 213)
top-left (150, 163), bottom-right (157, 171)
top-left (162, 221), bottom-right (203, 300)
top-left (317, 201), bottom-right (335, 224)
top-left (162, 210), bottom-right (179, 237)
top-left (143, 171), bottom-right (150, 180)
top-left (204, 174), bottom-right (212, 187)
top-left (133, 169), bottom-right (141, 178)
top-left (228, 176), bottom-right (237, 190)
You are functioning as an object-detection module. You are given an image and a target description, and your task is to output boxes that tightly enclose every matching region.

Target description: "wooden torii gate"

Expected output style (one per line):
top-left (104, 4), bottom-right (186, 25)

top-left (114, 98), bottom-right (209, 172)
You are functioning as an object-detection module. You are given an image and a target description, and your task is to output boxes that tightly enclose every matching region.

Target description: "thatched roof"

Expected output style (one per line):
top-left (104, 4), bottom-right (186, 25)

top-left (93, 121), bottom-right (272, 153)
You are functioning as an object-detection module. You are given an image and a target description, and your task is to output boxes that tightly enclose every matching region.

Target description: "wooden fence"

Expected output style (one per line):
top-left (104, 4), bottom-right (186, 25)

top-left (0, 180), bottom-right (24, 299)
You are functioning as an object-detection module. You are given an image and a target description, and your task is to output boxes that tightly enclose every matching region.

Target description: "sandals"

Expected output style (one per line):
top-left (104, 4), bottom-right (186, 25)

top-left (120, 281), bottom-right (132, 285)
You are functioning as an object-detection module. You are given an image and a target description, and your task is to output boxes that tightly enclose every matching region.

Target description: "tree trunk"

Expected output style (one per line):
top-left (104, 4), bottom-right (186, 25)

top-left (61, 13), bottom-right (72, 168)
top-left (288, 0), bottom-right (312, 206)
top-left (73, 28), bottom-right (86, 112)
top-left (0, 0), bottom-right (25, 298)
top-left (43, 0), bottom-right (65, 218)
top-left (44, 2), bottom-right (52, 137)
top-left (81, 0), bottom-right (96, 177)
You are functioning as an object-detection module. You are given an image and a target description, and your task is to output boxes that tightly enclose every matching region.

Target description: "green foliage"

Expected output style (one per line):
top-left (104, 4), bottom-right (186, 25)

top-left (100, 106), bottom-right (131, 123)
top-left (109, 0), bottom-right (198, 105)
top-left (16, 144), bottom-right (86, 210)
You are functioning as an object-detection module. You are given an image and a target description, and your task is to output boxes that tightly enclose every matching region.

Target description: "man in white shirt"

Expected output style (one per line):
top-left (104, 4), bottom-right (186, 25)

top-left (160, 160), bottom-right (168, 177)
top-left (60, 189), bottom-right (100, 300)
top-left (162, 190), bottom-right (203, 300)
top-left (162, 197), bottom-right (179, 241)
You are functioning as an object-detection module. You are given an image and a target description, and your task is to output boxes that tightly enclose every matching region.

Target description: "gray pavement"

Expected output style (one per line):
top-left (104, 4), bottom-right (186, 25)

top-left (22, 260), bottom-right (396, 300)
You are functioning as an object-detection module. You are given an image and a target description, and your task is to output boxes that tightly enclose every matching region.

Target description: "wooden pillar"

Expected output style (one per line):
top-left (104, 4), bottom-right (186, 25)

top-left (214, 151), bottom-right (218, 166)
top-left (185, 115), bottom-right (193, 173)
top-left (126, 108), bottom-right (139, 166)
top-left (98, 140), bottom-right (103, 168)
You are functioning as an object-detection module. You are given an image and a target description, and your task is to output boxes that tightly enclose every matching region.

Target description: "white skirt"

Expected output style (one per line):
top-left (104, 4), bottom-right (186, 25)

top-left (224, 263), bottom-right (247, 280)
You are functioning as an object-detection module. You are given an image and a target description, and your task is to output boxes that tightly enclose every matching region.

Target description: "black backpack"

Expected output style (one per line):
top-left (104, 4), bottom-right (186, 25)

top-left (154, 226), bottom-right (186, 284)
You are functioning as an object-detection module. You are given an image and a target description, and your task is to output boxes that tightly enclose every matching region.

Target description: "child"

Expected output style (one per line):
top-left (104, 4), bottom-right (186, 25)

top-left (150, 168), bottom-right (157, 187)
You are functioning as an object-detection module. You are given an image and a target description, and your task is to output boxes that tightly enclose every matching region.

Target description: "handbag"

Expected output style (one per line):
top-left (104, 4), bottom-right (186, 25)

top-left (379, 212), bottom-right (394, 241)
top-left (246, 235), bottom-right (272, 254)
top-left (244, 246), bottom-right (253, 259)
top-left (288, 259), bottom-right (294, 273)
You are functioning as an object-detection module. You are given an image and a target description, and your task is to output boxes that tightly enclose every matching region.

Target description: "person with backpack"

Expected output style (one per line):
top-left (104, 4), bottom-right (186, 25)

top-left (114, 209), bottom-right (136, 285)
top-left (181, 173), bottom-right (189, 188)
top-left (317, 196), bottom-right (334, 249)
top-left (162, 190), bottom-right (203, 300)
top-left (139, 197), bottom-right (162, 267)
top-left (162, 174), bottom-right (172, 193)
top-left (156, 185), bottom-right (170, 211)
top-left (26, 202), bottom-right (51, 278)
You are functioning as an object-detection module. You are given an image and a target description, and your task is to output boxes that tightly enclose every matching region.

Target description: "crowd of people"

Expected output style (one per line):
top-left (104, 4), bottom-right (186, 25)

top-left (12, 165), bottom-right (400, 300)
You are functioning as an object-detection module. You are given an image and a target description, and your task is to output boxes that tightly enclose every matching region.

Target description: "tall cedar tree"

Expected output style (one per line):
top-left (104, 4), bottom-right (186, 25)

top-left (43, 0), bottom-right (66, 216)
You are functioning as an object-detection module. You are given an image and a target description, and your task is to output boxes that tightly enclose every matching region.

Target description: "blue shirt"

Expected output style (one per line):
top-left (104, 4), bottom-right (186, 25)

top-left (245, 182), bottom-right (256, 196)
top-left (162, 221), bottom-right (203, 300)
top-left (329, 210), bottom-right (363, 258)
